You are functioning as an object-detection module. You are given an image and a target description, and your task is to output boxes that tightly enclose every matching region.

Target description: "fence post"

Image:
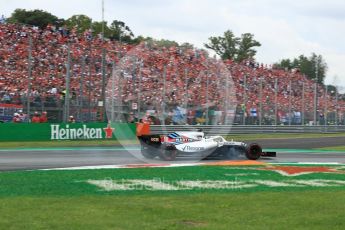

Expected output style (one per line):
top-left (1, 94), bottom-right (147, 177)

top-left (206, 70), bottom-right (209, 124)
top-left (184, 68), bottom-right (189, 124)
top-left (101, 48), bottom-right (106, 122)
top-left (138, 59), bottom-right (142, 119)
top-left (111, 61), bottom-right (115, 122)
top-left (335, 89), bottom-right (338, 125)
top-left (302, 81), bottom-right (305, 125)
top-left (63, 43), bottom-right (71, 123)
top-left (288, 80), bottom-right (292, 126)
top-left (27, 35), bottom-right (33, 122)
top-left (259, 77), bottom-right (263, 126)
top-left (324, 85), bottom-right (328, 126)
top-left (313, 83), bottom-right (317, 125)
top-left (243, 75), bottom-right (247, 125)
top-left (79, 56), bottom-right (85, 122)
top-left (274, 78), bottom-right (278, 126)
top-left (225, 74), bottom-right (230, 125)
top-left (162, 65), bottom-right (167, 125)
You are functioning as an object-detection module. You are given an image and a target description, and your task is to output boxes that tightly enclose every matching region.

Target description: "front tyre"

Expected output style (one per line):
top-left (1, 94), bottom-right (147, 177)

top-left (245, 143), bottom-right (262, 160)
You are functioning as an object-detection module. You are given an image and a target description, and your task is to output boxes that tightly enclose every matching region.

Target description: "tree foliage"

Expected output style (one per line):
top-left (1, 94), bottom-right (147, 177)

top-left (109, 20), bottom-right (134, 42)
top-left (65, 14), bottom-right (92, 34)
top-left (65, 16), bottom-right (135, 43)
top-left (205, 30), bottom-right (238, 60)
top-left (90, 21), bottom-right (111, 38)
top-left (275, 53), bottom-right (328, 84)
top-left (7, 9), bottom-right (64, 28)
top-left (134, 37), bottom-right (179, 47)
top-left (151, 38), bottom-right (179, 47)
top-left (237, 33), bottom-right (261, 61)
top-left (326, 85), bottom-right (337, 95)
top-left (204, 30), bottom-right (261, 62)
top-left (7, 9), bottom-right (136, 43)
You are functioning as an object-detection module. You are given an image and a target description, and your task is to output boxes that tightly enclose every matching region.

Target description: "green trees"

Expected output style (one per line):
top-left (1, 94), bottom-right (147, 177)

top-left (275, 53), bottom-right (328, 84)
top-left (237, 33), bottom-right (261, 62)
top-left (65, 15), bottom-right (92, 34)
top-left (7, 9), bottom-right (64, 28)
top-left (205, 30), bottom-right (238, 60)
top-left (65, 17), bottom-right (135, 43)
top-left (204, 30), bottom-right (261, 62)
top-left (89, 20), bottom-right (110, 38)
top-left (7, 9), bottom-right (136, 43)
top-left (109, 20), bottom-right (134, 42)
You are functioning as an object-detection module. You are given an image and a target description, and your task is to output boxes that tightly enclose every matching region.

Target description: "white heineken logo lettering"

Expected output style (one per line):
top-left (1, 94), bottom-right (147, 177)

top-left (51, 124), bottom-right (103, 140)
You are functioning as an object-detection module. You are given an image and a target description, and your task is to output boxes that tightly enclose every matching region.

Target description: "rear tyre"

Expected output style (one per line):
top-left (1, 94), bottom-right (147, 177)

top-left (245, 143), bottom-right (262, 160)
top-left (141, 148), bottom-right (157, 159)
top-left (159, 148), bottom-right (177, 161)
top-left (140, 138), bottom-right (159, 159)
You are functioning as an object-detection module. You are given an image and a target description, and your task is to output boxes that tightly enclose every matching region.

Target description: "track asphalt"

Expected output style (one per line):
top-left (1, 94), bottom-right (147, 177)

top-left (254, 136), bottom-right (345, 149)
top-left (0, 136), bottom-right (344, 171)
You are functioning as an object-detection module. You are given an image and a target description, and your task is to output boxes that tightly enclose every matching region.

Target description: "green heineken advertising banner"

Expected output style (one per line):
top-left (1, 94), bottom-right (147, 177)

top-left (0, 123), bottom-right (136, 141)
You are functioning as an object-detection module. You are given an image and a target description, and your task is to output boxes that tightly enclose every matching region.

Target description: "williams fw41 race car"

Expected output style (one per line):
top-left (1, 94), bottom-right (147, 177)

top-left (138, 130), bottom-right (276, 161)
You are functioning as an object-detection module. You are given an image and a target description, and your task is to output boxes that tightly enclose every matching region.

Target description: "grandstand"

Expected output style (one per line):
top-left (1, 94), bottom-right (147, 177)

top-left (0, 22), bottom-right (343, 124)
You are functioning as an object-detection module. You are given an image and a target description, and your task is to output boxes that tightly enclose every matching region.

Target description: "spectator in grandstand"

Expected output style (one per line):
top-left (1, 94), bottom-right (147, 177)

top-left (139, 112), bottom-right (153, 124)
top-left (31, 111), bottom-right (41, 123)
top-left (187, 110), bottom-right (195, 125)
top-left (48, 87), bottom-right (57, 95)
top-left (68, 115), bottom-right (76, 123)
top-left (172, 106), bottom-right (186, 125)
top-left (195, 110), bottom-right (206, 125)
top-left (40, 111), bottom-right (48, 123)
top-left (18, 110), bottom-right (27, 122)
top-left (164, 116), bottom-right (173, 125)
top-left (12, 113), bottom-right (21, 123)
top-left (1, 92), bottom-right (11, 103)
top-left (127, 112), bottom-right (138, 123)
top-left (150, 115), bottom-right (161, 125)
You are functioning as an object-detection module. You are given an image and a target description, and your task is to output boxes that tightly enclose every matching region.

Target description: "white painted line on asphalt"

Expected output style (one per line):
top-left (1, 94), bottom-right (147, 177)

top-left (39, 162), bottom-right (204, 170)
top-left (269, 162), bottom-right (344, 165)
top-left (37, 162), bottom-right (345, 171)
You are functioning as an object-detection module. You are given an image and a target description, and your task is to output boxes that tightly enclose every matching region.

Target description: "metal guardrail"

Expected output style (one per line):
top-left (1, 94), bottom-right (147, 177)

top-left (150, 125), bottom-right (345, 135)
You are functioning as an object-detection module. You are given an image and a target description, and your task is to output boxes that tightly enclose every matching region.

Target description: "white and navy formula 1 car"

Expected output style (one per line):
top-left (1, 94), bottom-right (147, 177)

top-left (138, 130), bottom-right (276, 161)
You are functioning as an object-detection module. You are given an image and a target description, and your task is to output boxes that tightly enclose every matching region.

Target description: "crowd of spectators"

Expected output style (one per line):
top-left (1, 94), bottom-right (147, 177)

top-left (11, 110), bottom-right (47, 123)
top-left (0, 22), bottom-right (344, 124)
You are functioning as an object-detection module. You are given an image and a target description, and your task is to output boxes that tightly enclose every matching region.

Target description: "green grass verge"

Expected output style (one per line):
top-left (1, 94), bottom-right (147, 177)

top-left (1, 166), bottom-right (345, 196)
top-left (315, 146), bottom-right (345, 151)
top-left (1, 191), bottom-right (344, 230)
top-left (1, 166), bottom-right (345, 229)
